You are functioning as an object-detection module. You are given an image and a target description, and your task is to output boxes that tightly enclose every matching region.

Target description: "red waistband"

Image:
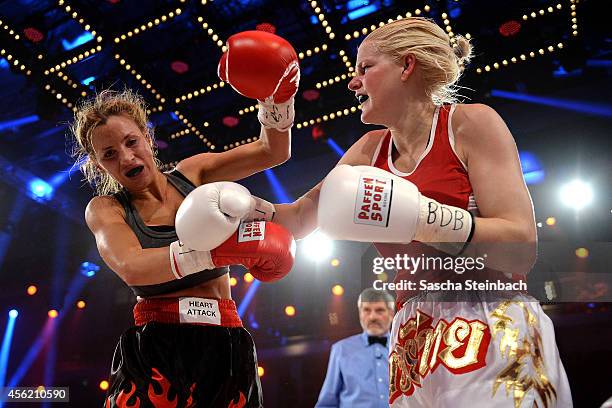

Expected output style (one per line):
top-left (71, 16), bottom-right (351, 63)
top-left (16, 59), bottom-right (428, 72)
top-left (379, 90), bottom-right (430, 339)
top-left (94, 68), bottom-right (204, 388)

top-left (133, 297), bottom-right (243, 328)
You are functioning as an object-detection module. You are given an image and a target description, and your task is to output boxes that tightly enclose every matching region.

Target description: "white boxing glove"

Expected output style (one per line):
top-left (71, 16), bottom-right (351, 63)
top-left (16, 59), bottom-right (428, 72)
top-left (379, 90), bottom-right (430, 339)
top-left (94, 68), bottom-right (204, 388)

top-left (175, 182), bottom-right (253, 251)
top-left (244, 196), bottom-right (276, 222)
top-left (317, 165), bottom-right (474, 253)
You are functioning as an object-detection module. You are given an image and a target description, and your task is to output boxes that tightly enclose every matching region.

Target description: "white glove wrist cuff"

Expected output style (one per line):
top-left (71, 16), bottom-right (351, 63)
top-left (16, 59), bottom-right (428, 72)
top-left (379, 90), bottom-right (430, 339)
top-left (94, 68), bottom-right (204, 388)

top-left (169, 241), bottom-right (215, 279)
top-left (244, 196), bottom-right (276, 222)
top-left (414, 196), bottom-right (474, 252)
top-left (257, 97), bottom-right (295, 131)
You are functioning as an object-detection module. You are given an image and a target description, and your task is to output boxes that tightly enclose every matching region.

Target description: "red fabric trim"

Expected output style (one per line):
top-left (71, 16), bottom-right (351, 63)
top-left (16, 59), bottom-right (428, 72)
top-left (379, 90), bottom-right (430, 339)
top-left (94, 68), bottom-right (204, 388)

top-left (133, 297), bottom-right (243, 328)
top-left (172, 253), bottom-right (184, 278)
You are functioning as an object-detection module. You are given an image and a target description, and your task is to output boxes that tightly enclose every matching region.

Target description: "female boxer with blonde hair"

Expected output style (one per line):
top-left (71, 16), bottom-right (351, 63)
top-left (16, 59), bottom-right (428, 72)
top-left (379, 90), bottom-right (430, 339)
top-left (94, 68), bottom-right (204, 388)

top-left (75, 31), bottom-right (299, 407)
top-left (230, 17), bottom-right (572, 407)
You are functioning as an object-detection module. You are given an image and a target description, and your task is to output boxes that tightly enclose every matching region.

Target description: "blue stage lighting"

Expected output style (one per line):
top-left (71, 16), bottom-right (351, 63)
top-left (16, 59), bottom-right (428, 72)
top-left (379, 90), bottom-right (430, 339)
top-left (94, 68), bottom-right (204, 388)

top-left (62, 32), bottom-right (94, 51)
top-left (248, 313), bottom-right (259, 329)
top-left (348, 4), bottom-right (379, 20)
top-left (310, 15), bottom-right (318, 24)
top-left (29, 178), bottom-right (53, 200)
top-left (49, 172), bottom-right (69, 188)
top-left (326, 138), bottom-right (346, 157)
top-left (586, 59), bottom-right (612, 68)
top-left (80, 261), bottom-right (100, 278)
top-left (0, 115), bottom-right (39, 132)
top-left (81, 76), bottom-right (96, 86)
top-left (0, 59), bottom-right (8, 69)
top-left (491, 89), bottom-right (612, 118)
top-left (0, 308), bottom-right (18, 391)
top-left (552, 66), bottom-right (569, 78)
top-left (48, 157), bottom-right (85, 188)
top-left (448, 1), bottom-right (462, 18)
top-left (264, 169), bottom-right (293, 203)
top-left (347, 0), bottom-right (370, 11)
top-left (518, 151), bottom-right (545, 185)
top-left (238, 280), bottom-right (260, 317)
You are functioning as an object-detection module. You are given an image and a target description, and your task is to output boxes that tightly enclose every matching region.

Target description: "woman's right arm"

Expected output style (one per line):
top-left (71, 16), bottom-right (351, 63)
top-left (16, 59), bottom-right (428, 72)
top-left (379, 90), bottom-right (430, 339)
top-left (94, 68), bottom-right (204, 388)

top-left (273, 130), bottom-right (385, 239)
top-left (85, 196), bottom-right (175, 286)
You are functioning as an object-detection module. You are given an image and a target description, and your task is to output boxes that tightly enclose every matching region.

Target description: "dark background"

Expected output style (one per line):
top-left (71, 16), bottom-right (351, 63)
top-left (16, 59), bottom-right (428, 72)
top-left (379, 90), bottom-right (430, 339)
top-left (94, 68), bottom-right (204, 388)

top-left (0, 0), bottom-right (610, 406)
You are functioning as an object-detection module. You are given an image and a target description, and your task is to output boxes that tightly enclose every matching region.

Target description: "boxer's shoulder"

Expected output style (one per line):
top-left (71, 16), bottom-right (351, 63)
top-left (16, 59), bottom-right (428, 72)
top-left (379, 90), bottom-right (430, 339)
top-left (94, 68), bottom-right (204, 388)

top-left (451, 103), bottom-right (513, 163)
top-left (339, 129), bottom-right (387, 166)
top-left (85, 195), bottom-right (126, 229)
top-left (452, 103), bottom-right (504, 136)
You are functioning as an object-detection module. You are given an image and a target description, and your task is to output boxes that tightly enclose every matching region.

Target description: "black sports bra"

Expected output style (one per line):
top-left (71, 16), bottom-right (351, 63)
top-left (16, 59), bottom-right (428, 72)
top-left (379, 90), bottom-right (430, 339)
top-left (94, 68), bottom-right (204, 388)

top-left (113, 169), bottom-right (228, 297)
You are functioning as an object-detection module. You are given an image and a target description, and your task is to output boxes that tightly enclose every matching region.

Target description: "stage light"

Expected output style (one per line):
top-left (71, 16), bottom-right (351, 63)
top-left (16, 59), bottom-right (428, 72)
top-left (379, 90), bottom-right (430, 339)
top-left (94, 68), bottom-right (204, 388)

top-left (347, 5), bottom-right (379, 21)
top-left (331, 259), bottom-right (340, 267)
top-left (301, 230), bottom-right (333, 262)
top-left (48, 310), bottom-right (58, 319)
top-left (99, 380), bottom-right (109, 391)
top-left (309, 1), bottom-right (335, 40)
top-left (80, 261), bottom-right (100, 277)
top-left (327, 138), bottom-right (346, 157)
top-left (230, 277), bottom-right (238, 287)
top-left (285, 305), bottom-right (296, 316)
top-left (264, 169), bottom-right (293, 203)
top-left (312, 125), bottom-right (325, 142)
top-left (332, 285), bottom-right (344, 296)
top-left (62, 32), bottom-right (94, 50)
top-left (76, 300), bottom-right (86, 309)
top-left (560, 179), bottom-right (593, 210)
top-left (575, 248), bottom-right (589, 258)
top-left (519, 151), bottom-right (545, 184)
top-left (256, 23), bottom-right (276, 33)
top-left (302, 89), bottom-right (320, 101)
top-left (0, 114), bottom-right (39, 131)
top-left (28, 178), bottom-right (53, 201)
top-left (2, 308), bottom-right (19, 390)
top-left (222, 116), bottom-right (239, 128)
top-left (171, 60), bottom-right (189, 74)
top-left (23, 27), bottom-right (44, 43)
top-left (258, 366), bottom-right (265, 377)
top-left (378, 272), bottom-right (388, 282)
top-left (499, 20), bottom-right (521, 37)
top-left (546, 217), bottom-right (556, 226)
top-left (81, 76), bottom-right (95, 86)
top-left (27, 285), bottom-right (37, 296)
top-left (244, 273), bottom-right (254, 283)
top-left (490, 89), bottom-right (611, 117)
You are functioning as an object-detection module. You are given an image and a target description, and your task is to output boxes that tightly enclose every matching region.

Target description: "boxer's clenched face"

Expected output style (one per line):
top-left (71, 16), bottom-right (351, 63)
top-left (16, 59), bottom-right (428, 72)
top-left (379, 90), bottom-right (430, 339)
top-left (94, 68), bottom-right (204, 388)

top-left (91, 114), bottom-right (155, 192)
top-left (348, 41), bottom-right (407, 125)
top-left (359, 301), bottom-right (394, 336)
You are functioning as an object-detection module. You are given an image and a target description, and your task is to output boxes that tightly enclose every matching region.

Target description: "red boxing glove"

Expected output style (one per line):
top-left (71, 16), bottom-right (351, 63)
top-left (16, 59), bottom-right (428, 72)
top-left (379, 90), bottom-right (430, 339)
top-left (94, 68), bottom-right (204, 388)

top-left (214, 221), bottom-right (295, 282)
top-left (218, 30), bottom-right (299, 130)
top-left (170, 221), bottom-right (295, 282)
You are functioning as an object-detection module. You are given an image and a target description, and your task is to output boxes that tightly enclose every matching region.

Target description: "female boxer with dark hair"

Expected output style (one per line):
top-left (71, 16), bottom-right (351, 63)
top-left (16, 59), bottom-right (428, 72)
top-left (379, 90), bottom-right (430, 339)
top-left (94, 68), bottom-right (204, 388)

top-left (72, 31), bottom-right (298, 407)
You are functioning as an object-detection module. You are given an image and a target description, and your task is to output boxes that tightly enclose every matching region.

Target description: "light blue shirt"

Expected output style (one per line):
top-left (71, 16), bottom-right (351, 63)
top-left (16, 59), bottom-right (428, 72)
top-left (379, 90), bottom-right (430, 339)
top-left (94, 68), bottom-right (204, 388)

top-left (315, 331), bottom-right (390, 408)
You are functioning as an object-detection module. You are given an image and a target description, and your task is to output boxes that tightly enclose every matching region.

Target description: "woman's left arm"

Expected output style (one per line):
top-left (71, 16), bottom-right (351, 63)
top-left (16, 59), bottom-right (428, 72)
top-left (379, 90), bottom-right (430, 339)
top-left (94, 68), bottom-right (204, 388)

top-left (175, 126), bottom-right (290, 185)
top-left (454, 104), bottom-right (537, 273)
top-left (455, 103), bottom-right (537, 243)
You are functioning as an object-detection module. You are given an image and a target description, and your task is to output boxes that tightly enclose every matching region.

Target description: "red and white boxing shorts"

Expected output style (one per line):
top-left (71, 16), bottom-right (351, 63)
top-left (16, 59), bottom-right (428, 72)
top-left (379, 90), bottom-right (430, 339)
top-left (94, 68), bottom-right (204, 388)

top-left (389, 291), bottom-right (572, 407)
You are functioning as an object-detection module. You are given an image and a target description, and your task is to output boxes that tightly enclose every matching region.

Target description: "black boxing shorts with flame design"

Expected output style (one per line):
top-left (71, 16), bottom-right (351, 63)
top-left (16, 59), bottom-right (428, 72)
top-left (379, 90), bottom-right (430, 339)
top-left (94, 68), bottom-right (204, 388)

top-left (104, 297), bottom-right (262, 408)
